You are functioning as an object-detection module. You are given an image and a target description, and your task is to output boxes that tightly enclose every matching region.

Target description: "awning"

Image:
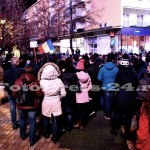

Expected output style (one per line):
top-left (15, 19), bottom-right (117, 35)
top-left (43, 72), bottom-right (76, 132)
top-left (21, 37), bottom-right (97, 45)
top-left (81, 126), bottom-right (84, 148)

top-left (116, 27), bottom-right (150, 36)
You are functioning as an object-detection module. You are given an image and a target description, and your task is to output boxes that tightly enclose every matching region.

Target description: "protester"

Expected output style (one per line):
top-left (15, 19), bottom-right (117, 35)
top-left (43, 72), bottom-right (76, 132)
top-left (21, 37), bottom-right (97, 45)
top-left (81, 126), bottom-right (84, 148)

top-left (74, 58), bottom-right (92, 130)
top-left (38, 62), bottom-right (66, 143)
top-left (135, 62), bottom-right (150, 119)
top-left (12, 64), bottom-right (41, 146)
top-left (136, 89), bottom-right (150, 150)
top-left (3, 56), bottom-right (23, 129)
top-left (97, 54), bottom-right (118, 120)
top-left (87, 56), bottom-right (100, 115)
top-left (61, 58), bottom-right (76, 133)
top-left (111, 54), bottom-right (138, 139)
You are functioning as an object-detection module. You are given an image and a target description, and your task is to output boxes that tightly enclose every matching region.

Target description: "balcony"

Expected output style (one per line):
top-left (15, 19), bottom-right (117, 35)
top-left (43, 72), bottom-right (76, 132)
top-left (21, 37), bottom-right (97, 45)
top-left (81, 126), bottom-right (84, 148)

top-left (72, 0), bottom-right (85, 6)
top-left (73, 10), bottom-right (86, 19)
top-left (123, 0), bottom-right (150, 10)
top-left (123, 21), bottom-right (150, 27)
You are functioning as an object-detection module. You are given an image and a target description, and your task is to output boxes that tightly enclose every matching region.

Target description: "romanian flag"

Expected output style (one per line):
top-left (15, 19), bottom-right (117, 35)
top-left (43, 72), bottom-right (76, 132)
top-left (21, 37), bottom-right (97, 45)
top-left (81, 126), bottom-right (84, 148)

top-left (38, 39), bottom-right (55, 54)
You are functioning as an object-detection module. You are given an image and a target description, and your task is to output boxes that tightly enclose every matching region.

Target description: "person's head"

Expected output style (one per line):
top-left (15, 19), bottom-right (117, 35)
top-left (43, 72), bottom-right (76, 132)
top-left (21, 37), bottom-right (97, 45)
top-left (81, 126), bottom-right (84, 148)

top-left (40, 62), bottom-right (61, 80)
top-left (24, 65), bottom-right (33, 73)
top-left (65, 58), bottom-right (74, 72)
top-left (76, 58), bottom-right (85, 71)
top-left (89, 53), bottom-right (92, 58)
top-left (62, 53), bottom-right (66, 60)
top-left (89, 56), bottom-right (95, 64)
top-left (11, 57), bottom-right (19, 66)
top-left (119, 54), bottom-right (130, 67)
top-left (58, 60), bottom-right (65, 71)
top-left (107, 54), bottom-right (113, 62)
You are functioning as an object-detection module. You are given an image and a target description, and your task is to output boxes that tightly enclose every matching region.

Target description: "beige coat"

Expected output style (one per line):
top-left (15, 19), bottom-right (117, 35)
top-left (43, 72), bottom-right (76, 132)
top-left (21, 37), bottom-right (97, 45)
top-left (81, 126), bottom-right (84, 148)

top-left (38, 63), bottom-right (66, 117)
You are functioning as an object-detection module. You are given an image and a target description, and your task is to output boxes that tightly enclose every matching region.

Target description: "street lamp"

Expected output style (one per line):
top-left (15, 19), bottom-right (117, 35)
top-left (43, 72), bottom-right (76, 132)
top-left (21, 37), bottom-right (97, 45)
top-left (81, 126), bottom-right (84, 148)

top-left (0, 19), bottom-right (6, 51)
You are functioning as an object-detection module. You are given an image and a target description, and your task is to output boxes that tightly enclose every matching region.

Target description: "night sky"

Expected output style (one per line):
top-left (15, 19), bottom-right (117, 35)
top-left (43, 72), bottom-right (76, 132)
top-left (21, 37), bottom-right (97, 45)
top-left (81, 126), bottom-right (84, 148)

top-left (25, 0), bottom-right (37, 8)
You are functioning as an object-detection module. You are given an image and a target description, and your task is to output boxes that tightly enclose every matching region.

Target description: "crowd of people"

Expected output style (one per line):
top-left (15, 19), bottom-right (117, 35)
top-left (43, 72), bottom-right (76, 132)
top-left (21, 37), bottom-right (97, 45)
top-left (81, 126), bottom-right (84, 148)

top-left (2, 51), bottom-right (150, 149)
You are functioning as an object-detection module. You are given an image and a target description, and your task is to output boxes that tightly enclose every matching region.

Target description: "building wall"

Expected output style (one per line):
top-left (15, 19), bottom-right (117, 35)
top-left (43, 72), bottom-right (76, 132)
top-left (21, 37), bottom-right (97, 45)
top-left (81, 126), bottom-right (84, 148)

top-left (85, 0), bottom-right (122, 31)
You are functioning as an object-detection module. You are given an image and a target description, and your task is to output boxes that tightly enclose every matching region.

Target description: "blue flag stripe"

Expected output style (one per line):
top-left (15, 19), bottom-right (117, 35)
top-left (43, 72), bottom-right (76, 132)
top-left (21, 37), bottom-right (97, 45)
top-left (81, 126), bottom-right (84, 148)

top-left (47, 40), bottom-right (54, 51)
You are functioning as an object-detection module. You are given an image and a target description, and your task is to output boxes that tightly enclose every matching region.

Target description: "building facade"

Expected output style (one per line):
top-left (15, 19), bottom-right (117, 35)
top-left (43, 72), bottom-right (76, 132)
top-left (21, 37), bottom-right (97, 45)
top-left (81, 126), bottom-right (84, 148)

top-left (24, 0), bottom-right (150, 54)
top-left (84, 0), bottom-right (150, 54)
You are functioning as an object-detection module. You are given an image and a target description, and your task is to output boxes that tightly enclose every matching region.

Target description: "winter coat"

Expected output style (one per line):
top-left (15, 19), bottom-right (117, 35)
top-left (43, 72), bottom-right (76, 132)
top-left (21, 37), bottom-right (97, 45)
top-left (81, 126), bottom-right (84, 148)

top-left (115, 66), bottom-right (138, 107)
top-left (12, 73), bottom-right (41, 110)
top-left (38, 62), bottom-right (66, 117)
top-left (136, 73), bottom-right (150, 101)
top-left (76, 71), bottom-right (92, 104)
top-left (87, 63), bottom-right (99, 85)
top-left (136, 106), bottom-right (150, 150)
top-left (61, 71), bottom-right (76, 114)
top-left (97, 62), bottom-right (119, 91)
top-left (137, 62), bottom-right (148, 80)
top-left (3, 65), bottom-right (23, 95)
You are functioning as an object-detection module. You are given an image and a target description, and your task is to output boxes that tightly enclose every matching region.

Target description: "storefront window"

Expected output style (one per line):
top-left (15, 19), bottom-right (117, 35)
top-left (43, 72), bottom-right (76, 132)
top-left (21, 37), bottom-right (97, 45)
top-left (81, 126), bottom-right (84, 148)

top-left (118, 35), bottom-right (141, 53)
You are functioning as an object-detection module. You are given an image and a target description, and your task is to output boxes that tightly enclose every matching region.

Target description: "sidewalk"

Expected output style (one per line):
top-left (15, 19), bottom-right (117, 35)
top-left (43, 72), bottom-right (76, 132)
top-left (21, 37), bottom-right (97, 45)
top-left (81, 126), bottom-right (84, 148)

top-left (0, 102), bottom-right (69, 150)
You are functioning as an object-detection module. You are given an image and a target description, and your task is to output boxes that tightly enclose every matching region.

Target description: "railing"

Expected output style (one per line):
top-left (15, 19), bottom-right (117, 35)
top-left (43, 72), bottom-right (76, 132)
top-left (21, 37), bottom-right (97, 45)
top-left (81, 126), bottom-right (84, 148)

top-left (72, 0), bottom-right (85, 6)
top-left (72, 9), bottom-right (86, 19)
top-left (123, 21), bottom-right (150, 27)
top-left (123, 0), bottom-right (150, 9)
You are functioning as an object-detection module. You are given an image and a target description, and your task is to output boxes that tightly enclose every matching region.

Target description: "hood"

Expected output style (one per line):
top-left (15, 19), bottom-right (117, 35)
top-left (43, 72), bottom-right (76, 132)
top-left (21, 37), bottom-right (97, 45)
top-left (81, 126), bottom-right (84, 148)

top-left (104, 62), bottom-right (115, 70)
top-left (38, 62), bottom-right (61, 80)
top-left (76, 71), bottom-right (90, 83)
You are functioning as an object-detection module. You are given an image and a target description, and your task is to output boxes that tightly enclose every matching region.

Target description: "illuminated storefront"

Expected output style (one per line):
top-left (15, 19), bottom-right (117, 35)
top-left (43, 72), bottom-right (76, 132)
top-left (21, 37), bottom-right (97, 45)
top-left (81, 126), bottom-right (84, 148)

top-left (116, 27), bottom-right (150, 53)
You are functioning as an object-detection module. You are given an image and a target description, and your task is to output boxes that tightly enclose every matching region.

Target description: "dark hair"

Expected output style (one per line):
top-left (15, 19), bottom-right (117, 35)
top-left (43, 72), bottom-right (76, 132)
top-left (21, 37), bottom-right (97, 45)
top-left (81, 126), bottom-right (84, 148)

top-left (65, 58), bottom-right (75, 72)
top-left (122, 54), bottom-right (129, 59)
top-left (107, 54), bottom-right (113, 62)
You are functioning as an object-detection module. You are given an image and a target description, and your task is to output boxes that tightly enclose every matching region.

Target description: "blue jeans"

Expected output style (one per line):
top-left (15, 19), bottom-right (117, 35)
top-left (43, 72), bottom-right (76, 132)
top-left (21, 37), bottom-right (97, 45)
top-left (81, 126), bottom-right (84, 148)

top-left (65, 114), bottom-right (72, 131)
top-left (100, 91), bottom-right (114, 118)
top-left (19, 110), bottom-right (37, 144)
top-left (8, 94), bottom-right (18, 126)
top-left (42, 115), bottom-right (62, 138)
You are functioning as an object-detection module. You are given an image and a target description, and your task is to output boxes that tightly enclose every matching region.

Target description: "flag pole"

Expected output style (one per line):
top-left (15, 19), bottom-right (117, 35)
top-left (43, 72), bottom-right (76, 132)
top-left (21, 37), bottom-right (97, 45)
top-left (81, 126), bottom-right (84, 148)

top-left (34, 47), bottom-right (37, 64)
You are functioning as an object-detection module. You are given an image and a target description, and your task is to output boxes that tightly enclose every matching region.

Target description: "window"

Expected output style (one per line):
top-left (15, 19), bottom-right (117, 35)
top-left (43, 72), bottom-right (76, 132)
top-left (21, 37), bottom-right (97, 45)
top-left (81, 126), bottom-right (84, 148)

top-left (129, 14), bottom-right (137, 26)
top-left (123, 14), bottom-right (129, 27)
top-left (89, 44), bottom-right (97, 54)
top-left (137, 15), bottom-right (143, 26)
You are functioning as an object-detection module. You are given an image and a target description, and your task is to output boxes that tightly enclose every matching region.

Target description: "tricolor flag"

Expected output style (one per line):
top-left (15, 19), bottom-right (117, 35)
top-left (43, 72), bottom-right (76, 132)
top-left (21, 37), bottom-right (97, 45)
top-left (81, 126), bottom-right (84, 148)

top-left (38, 39), bottom-right (55, 54)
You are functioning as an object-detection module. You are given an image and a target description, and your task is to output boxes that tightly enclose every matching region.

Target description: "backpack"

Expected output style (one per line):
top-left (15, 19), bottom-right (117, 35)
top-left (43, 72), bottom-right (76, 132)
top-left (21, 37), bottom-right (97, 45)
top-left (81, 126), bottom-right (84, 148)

top-left (16, 80), bottom-right (35, 106)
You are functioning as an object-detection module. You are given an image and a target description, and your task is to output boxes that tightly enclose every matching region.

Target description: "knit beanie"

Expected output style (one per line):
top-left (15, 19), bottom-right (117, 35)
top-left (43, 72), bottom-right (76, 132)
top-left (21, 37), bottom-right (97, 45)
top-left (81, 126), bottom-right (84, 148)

top-left (76, 59), bottom-right (84, 70)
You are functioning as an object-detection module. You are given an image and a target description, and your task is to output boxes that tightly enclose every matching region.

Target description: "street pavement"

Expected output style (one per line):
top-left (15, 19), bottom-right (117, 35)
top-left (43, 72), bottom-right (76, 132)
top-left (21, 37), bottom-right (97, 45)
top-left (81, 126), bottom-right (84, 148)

top-left (60, 111), bottom-right (130, 150)
top-left (0, 65), bottom-right (136, 150)
top-left (0, 100), bottom-right (134, 150)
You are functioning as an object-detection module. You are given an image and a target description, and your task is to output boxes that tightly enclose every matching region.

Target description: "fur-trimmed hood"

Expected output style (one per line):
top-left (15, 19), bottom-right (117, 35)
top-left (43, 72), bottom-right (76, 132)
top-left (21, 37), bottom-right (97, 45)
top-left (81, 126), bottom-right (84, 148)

top-left (38, 62), bottom-right (61, 81)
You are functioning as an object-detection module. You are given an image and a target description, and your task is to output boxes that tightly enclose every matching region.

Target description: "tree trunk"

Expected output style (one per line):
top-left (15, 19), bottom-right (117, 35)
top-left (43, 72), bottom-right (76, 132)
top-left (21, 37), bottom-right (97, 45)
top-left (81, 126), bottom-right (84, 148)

top-left (70, 35), bottom-right (73, 54)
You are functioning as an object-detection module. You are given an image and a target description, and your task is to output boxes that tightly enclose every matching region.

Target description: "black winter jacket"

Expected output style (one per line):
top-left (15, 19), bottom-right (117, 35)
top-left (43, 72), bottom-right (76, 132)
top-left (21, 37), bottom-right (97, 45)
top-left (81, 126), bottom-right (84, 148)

top-left (136, 73), bottom-right (150, 101)
top-left (115, 66), bottom-right (138, 107)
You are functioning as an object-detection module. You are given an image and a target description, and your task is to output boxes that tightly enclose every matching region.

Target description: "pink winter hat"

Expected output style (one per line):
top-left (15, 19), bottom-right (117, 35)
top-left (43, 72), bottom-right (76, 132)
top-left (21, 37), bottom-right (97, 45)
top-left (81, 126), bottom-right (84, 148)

top-left (76, 59), bottom-right (84, 70)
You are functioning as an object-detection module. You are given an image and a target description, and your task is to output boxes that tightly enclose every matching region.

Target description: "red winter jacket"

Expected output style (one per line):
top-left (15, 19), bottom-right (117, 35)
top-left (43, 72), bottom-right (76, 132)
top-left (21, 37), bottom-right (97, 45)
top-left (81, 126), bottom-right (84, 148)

top-left (136, 106), bottom-right (150, 150)
top-left (12, 73), bottom-right (43, 110)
